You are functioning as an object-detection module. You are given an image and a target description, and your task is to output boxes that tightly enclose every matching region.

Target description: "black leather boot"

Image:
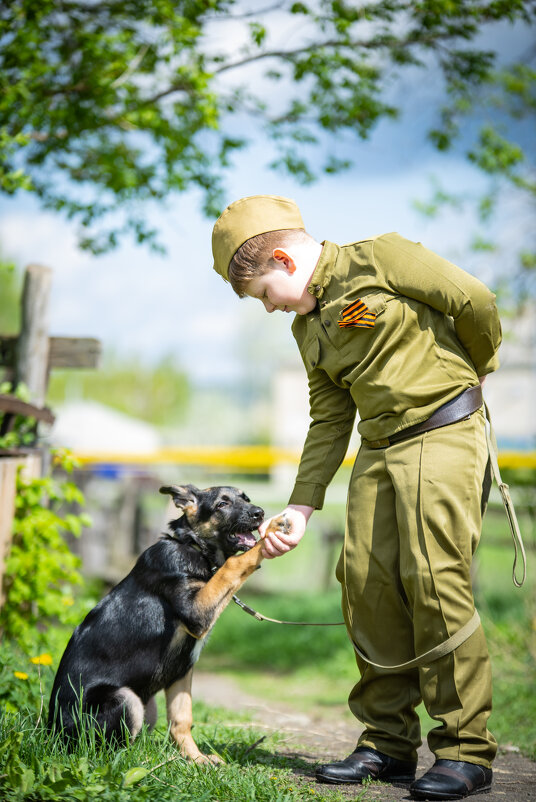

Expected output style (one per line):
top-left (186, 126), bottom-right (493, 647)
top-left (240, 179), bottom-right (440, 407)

top-left (410, 759), bottom-right (492, 799)
top-left (315, 746), bottom-right (417, 785)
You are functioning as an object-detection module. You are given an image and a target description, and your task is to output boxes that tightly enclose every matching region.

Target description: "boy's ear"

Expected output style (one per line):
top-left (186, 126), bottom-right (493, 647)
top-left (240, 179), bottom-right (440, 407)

top-left (273, 248), bottom-right (296, 274)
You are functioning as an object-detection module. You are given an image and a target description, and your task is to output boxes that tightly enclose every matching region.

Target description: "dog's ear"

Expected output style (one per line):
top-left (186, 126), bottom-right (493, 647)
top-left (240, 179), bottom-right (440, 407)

top-left (159, 484), bottom-right (199, 516)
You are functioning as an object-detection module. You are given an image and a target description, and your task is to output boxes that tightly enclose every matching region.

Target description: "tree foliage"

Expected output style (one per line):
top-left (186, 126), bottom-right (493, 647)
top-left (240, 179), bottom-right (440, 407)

top-left (1, 0), bottom-right (534, 251)
top-left (415, 60), bottom-right (535, 304)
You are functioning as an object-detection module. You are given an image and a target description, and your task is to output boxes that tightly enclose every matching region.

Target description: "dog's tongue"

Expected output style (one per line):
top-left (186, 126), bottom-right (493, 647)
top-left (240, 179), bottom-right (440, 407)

top-left (235, 532), bottom-right (257, 549)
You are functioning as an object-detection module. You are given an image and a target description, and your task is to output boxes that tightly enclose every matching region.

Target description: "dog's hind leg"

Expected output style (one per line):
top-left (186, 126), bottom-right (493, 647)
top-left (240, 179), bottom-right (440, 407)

top-left (166, 669), bottom-right (223, 764)
top-left (85, 685), bottom-right (144, 743)
top-left (144, 696), bottom-right (158, 731)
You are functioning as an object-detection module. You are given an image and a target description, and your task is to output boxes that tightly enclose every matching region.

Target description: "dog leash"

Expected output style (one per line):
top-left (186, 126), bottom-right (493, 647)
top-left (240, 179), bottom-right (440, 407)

top-left (232, 512), bottom-right (345, 626)
top-left (233, 403), bottom-right (527, 671)
top-left (232, 594), bottom-right (345, 625)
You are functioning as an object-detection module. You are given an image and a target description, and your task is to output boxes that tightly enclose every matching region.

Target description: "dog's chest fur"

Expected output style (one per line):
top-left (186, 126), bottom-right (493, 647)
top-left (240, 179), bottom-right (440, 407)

top-left (153, 623), bottom-right (208, 692)
top-left (130, 538), bottom-right (215, 697)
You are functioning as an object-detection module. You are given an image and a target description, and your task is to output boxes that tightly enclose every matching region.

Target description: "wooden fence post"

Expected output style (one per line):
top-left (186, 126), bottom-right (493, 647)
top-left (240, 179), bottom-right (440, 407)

top-left (15, 264), bottom-right (53, 407)
top-left (0, 458), bottom-right (21, 608)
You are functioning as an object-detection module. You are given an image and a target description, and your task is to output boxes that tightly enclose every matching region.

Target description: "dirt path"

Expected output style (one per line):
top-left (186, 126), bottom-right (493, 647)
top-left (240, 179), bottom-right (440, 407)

top-left (193, 671), bottom-right (536, 801)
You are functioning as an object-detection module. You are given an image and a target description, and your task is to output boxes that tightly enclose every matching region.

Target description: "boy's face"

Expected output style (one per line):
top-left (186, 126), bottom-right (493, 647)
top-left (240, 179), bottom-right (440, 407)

top-left (244, 252), bottom-right (317, 315)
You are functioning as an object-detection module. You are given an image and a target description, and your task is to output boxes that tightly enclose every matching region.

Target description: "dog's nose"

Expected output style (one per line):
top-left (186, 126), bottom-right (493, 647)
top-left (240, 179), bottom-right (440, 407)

top-left (251, 506), bottom-right (264, 523)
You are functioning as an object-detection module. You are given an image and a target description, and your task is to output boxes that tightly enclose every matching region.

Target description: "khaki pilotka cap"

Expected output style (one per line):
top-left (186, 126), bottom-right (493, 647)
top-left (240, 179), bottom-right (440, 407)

top-left (212, 194), bottom-right (305, 281)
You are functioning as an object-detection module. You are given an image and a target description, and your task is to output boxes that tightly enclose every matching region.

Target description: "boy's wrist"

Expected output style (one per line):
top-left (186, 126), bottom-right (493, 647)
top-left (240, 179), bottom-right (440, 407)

top-left (286, 504), bottom-right (315, 523)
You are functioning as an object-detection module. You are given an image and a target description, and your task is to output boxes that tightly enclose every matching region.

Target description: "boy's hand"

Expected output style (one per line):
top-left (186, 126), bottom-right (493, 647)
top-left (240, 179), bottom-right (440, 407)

top-left (259, 505), bottom-right (314, 559)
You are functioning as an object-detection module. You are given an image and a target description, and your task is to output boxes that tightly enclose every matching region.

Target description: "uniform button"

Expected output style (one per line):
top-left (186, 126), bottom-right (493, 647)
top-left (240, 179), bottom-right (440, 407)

top-left (315, 285), bottom-right (321, 292)
top-left (311, 361), bottom-right (317, 367)
top-left (324, 319), bottom-right (331, 327)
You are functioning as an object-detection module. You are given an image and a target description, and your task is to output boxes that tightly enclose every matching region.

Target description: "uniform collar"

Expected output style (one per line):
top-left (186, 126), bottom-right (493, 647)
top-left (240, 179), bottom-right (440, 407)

top-left (307, 241), bottom-right (339, 300)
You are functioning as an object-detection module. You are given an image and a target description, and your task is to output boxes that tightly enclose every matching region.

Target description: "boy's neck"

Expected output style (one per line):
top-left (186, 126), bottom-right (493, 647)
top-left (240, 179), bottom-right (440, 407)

top-left (293, 238), bottom-right (324, 292)
top-left (292, 238), bottom-right (324, 314)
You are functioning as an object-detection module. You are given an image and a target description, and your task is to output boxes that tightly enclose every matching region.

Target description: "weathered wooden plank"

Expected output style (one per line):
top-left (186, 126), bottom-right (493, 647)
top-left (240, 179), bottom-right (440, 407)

top-left (48, 336), bottom-right (101, 368)
top-left (0, 459), bottom-right (18, 608)
top-left (0, 394), bottom-right (55, 424)
top-left (15, 264), bottom-right (52, 407)
top-left (0, 454), bottom-right (41, 609)
top-left (0, 335), bottom-right (101, 369)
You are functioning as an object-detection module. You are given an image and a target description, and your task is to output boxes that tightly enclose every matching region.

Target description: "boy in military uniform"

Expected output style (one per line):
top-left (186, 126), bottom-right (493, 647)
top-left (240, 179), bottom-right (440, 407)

top-left (211, 194), bottom-right (501, 800)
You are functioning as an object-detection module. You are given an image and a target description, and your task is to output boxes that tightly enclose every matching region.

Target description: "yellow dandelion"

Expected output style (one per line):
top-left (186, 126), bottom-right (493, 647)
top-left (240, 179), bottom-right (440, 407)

top-left (14, 671), bottom-right (29, 680)
top-left (62, 596), bottom-right (75, 607)
top-left (30, 653), bottom-right (53, 666)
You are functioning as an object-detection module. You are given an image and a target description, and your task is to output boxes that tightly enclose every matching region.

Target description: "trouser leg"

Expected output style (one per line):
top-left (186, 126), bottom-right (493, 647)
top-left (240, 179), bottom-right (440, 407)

top-left (339, 410), bottom-right (496, 767)
top-left (337, 444), bottom-right (422, 761)
top-left (418, 625), bottom-right (495, 765)
top-left (391, 410), bottom-right (496, 767)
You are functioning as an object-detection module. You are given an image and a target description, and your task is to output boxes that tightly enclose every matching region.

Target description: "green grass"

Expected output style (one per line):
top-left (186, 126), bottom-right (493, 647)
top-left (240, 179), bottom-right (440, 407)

top-left (0, 702), bottom-right (365, 802)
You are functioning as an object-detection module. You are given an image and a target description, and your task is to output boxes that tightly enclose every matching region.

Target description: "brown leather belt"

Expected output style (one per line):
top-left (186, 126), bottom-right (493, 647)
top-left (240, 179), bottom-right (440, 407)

top-left (363, 385), bottom-right (483, 449)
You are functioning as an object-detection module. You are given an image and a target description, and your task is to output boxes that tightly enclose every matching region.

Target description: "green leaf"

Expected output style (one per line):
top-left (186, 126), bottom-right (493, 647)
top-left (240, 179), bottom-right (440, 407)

top-left (249, 22), bottom-right (266, 47)
top-left (123, 766), bottom-right (150, 786)
top-left (19, 766), bottom-right (35, 793)
top-left (290, 2), bottom-right (309, 13)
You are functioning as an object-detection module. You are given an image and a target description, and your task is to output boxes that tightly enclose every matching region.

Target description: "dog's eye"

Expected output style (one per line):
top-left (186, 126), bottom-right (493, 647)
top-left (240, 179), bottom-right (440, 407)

top-left (217, 500), bottom-right (229, 509)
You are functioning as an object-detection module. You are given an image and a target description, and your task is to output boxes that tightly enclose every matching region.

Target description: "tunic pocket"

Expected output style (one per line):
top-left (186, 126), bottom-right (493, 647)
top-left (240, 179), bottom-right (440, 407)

top-left (301, 336), bottom-right (320, 371)
top-left (325, 291), bottom-right (387, 352)
top-left (337, 292), bottom-right (386, 327)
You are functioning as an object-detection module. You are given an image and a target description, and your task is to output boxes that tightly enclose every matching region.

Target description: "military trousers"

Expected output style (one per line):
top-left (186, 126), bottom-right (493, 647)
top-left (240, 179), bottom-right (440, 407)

top-left (336, 408), bottom-right (497, 767)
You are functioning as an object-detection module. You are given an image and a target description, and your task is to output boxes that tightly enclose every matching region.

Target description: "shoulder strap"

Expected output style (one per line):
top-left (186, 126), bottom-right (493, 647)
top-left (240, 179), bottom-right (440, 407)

top-left (484, 402), bottom-right (527, 588)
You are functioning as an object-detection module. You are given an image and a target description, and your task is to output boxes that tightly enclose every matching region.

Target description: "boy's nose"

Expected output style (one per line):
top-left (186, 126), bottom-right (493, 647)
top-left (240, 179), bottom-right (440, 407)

top-left (263, 300), bottom-right (276, 313)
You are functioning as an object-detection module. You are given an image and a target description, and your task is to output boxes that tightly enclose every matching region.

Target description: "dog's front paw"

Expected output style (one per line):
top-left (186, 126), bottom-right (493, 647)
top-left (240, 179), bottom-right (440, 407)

top-left (265, 514), bottom-right (291, 535)
top-left (195, 753), bottom-right (224, 766)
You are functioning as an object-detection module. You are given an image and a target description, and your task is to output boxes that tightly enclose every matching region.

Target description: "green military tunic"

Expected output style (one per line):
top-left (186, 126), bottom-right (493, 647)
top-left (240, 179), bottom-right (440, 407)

top-left (288, 233), bottom-right (501, 767)
top-left (288, 232), bottom-right (501, 509)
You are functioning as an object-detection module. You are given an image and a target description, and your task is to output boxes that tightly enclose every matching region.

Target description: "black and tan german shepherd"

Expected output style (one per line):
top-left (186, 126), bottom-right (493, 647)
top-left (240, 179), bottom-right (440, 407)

top-left (48, 484), bottom-right (271, 763)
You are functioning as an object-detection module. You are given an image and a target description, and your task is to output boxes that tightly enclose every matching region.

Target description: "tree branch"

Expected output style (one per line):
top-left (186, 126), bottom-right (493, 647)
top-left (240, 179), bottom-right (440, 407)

top-left (209, 31), bottom-right (458, 77)
top-left (206, 1), bottom-right (285, 20)
top-left (110, 43), bottom-right (151, 88)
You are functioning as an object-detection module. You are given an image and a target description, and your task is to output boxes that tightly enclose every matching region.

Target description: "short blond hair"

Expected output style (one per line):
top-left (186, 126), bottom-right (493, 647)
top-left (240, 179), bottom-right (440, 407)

top-left (229, 229), bottom-right (312, 297)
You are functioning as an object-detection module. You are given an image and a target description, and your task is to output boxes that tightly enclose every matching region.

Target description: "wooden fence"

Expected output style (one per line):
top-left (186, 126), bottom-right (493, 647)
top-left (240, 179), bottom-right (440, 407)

top-left (0, 264), bottom-right (100, 607)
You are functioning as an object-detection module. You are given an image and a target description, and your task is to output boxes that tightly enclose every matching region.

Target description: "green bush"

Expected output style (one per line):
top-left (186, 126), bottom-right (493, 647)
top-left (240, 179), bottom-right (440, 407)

top-left (0, 382), bottom-right (37, 450)
top-left (0, 448), bottom-right (93, 650)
